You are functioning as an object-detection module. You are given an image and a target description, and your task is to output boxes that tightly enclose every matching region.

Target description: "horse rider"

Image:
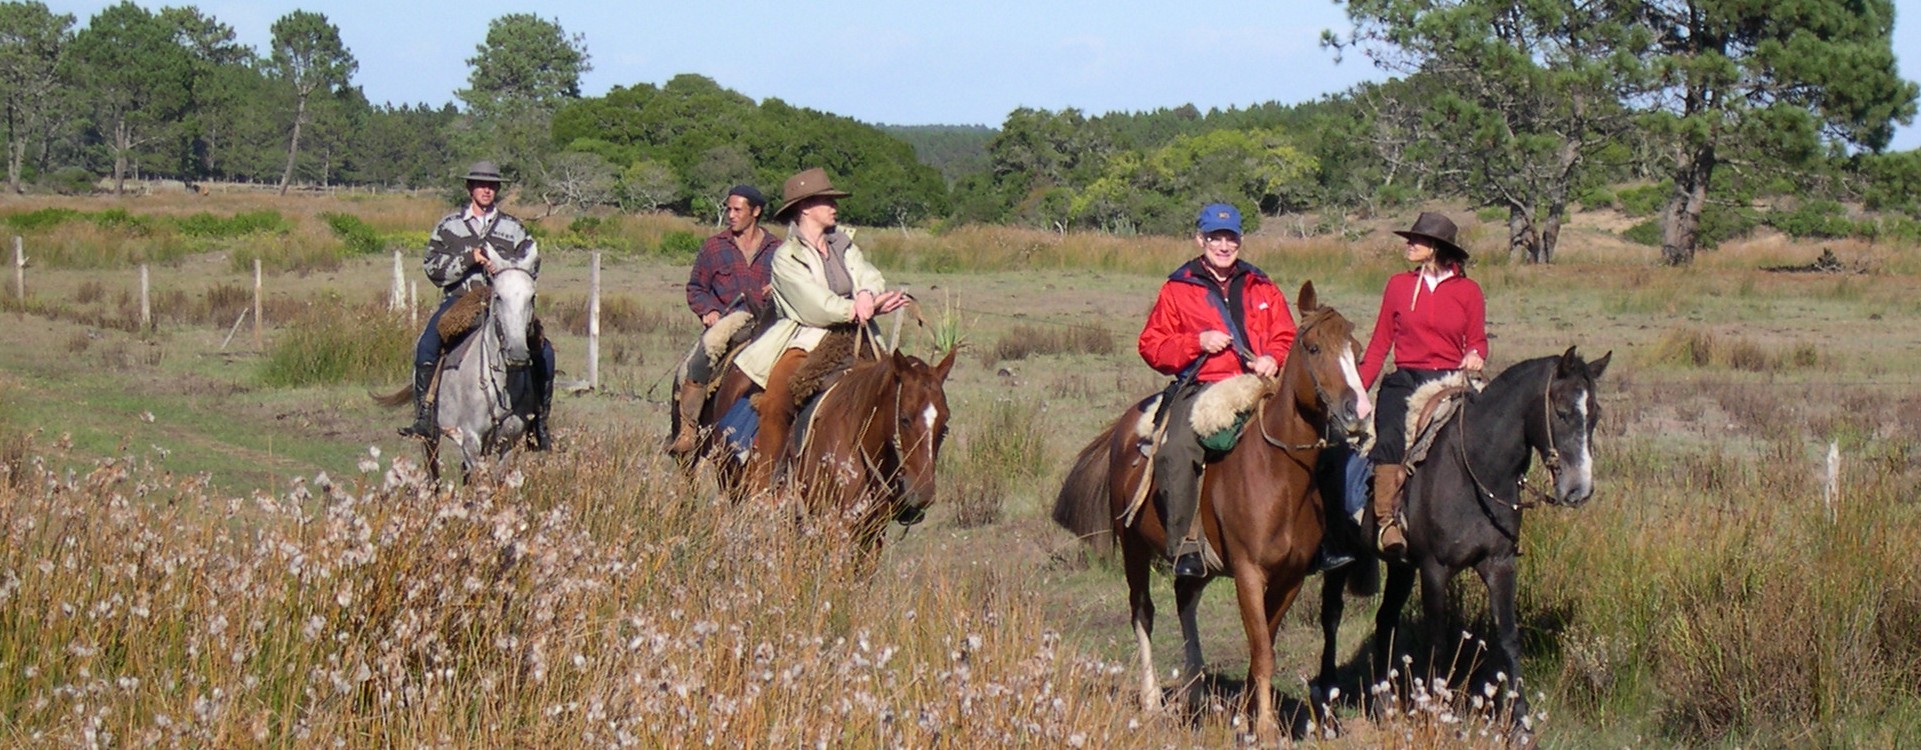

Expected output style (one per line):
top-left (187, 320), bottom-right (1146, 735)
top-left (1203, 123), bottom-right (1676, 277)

top-left (1357, 211), bottom-right (1488, 558)
top-left (1138, 202), bottom-right (1297, 578)
top-left (732, 167), bottom-right (907, 494)
top-left (399, 160), bottom-right (557, 450)
top-left (668, 184), bottom-right (782, 455)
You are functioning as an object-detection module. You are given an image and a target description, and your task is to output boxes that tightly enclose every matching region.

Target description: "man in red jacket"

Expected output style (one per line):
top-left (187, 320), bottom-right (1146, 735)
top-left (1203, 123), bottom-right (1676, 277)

top-left (1138, 203), bottom-right (1297, 578)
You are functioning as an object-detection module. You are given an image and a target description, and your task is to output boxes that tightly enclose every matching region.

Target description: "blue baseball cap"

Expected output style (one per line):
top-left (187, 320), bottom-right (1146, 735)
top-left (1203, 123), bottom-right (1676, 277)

top-left (1196, 203), bottom-right (1243, 237)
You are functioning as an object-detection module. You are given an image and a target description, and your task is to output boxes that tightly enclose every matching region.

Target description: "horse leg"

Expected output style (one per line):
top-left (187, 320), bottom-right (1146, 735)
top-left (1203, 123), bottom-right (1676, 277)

top-left (1418, 558), bottom-right (1462, 686)
top-left (1172, 574), bottom-right (1209, 708)
top-left (1475, 556), bottom-right (1532, 728)
top-left (1314, 566), bottom-right (1349, 717)
top-left (1229, 566), bottom-right (1281, 742)
top-left (1122, 534), bottom-right (1162, 713)
top-left (1371, 561), bottom-right (1417, 714)
top-left (1262, 574), bottom-right (1308, 740)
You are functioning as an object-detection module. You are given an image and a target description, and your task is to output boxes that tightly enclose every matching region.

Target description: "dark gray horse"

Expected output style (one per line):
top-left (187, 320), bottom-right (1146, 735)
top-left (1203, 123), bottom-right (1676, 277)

top-left (1313, 346), bottom-right (1610, 729)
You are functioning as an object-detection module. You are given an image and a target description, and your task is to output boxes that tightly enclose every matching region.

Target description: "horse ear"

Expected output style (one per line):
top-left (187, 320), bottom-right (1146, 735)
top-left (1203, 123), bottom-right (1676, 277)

top-left (1297, 281), bottom-right (1319, 313)
top-left (1588, 350), bottom-right (1612, 380)
top-left (933, 347), bottom-right (958, 382)
top-left (1558, 346), bottom-right (1579, 375)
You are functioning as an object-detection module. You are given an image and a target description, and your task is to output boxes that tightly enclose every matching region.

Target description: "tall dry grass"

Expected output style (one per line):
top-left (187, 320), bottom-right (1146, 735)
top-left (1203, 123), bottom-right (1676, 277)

top-left (0, 429), bottom-right (1283, 748)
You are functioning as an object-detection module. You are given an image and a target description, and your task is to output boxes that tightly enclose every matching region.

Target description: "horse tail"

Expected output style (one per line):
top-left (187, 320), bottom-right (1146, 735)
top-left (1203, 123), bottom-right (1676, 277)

top-left (370, 385), bottom-right (412, 408)
top-left (1052, 421), bottom-right (1120, 554)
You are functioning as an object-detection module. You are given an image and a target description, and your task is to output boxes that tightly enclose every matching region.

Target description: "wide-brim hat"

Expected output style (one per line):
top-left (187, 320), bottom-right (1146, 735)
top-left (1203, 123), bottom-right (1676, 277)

top-left (774, 167), bottom-right (852, 222)
top-left (1393, 211), bottom-right (1469, 262)
top-left (462, 160), bottom-right (505, 184)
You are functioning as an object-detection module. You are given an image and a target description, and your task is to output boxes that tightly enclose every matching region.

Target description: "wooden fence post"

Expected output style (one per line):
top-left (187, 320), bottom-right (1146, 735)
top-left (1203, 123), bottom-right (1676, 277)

top-left (390, 250), bottom-right (405, 312)
top-left (253, 258), bottom-right (263, 350)
top-left (409, 281), bottom-right (418, 328)
top-left (139, 263), bottom-right (151, 330)
top-left (12, 236), bottom-right (23, 301)
top-left (587, 250), bottom-right (601, 390)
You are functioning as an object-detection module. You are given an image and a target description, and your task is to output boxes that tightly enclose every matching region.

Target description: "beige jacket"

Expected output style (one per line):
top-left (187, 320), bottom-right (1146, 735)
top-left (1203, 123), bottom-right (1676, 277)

top-left (734, 227), bottom-right (886, 387)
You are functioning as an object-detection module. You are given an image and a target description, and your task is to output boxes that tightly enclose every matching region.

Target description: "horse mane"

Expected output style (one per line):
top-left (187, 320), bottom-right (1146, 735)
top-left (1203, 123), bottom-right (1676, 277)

top-left (1474, 355), bottom-right (1559, 404)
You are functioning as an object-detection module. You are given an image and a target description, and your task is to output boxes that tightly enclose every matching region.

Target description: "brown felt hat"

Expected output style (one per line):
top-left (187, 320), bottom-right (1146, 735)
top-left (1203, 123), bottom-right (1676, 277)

top-left (1393, 211), bottom-right (1469, 262)
top-left (773, 167), bottom-right (852, 222)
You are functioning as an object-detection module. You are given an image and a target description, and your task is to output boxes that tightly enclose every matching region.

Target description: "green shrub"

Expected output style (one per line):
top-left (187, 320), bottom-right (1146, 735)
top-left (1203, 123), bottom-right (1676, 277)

top-left (1618, 183), bottom-right (1670, 217)
top-left (656, 230), bottom-right (701, 259)
top-left (1766, 200), bottom-right (1855, 239)
top-left (260, 302), bottom-right (413, 386)
top-left (569, 216), bottom-right (606, 236)
top-left (88, 209), bottom-right (153, 236)
top-left (1574, 185), bottom-right (1616, 210)
top-left (321, 212), bottom-right (382, 255)
top-left (174, 210), bottom-right (289, 238)
top-left (39, 166), bottom-right (94, 195)
top-left (2, 207), bottom-right (81, 232)
top-left (1623, 220), bottom-right (1662, 246)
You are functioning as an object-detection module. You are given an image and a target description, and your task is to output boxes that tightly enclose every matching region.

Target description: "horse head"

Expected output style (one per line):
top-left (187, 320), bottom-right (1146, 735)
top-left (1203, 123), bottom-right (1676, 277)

top-left (1285, 281), bottom-right (1373, 447)
top-left (485, 244), bottom-right (539, 367)
top-left (888, 347), bottom-right (956, 515)
top-left (1540, 346), bottom-right (1612, 507)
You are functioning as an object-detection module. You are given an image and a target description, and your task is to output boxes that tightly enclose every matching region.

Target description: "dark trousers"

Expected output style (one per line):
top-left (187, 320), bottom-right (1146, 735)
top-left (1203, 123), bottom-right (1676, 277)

top-left (1368, 368), bottom-right (1452, 466)
top-left (1152, 381), bottom-right (1208, 558)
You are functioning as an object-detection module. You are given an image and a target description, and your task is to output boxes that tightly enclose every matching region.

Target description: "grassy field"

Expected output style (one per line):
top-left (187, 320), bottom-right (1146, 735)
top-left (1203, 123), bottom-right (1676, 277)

top-left (1, 192), bottom-right (1918, 748)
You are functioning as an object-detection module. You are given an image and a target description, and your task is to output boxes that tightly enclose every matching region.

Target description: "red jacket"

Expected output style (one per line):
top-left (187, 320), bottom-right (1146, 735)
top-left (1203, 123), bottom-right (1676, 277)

top-left (1139, 259), bottom-right (1297, 383)
top-left (1359, 270), bottom-right (1488, 387)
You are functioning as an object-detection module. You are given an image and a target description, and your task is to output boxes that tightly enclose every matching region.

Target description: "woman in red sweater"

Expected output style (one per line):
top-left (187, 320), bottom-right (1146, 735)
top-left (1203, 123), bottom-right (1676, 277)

top-left (1358, 212), bottom-right (1487, 558)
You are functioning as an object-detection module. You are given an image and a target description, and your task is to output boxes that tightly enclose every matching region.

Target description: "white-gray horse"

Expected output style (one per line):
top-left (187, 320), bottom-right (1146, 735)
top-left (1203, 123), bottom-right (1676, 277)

top-left (384, 245), bottom-right (542, 482)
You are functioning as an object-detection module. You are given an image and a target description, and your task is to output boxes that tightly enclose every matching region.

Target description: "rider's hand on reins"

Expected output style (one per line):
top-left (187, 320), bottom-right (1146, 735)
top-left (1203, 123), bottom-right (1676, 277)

top-left (1199, 330), bottom-right (1232, 354)
top-left (1250, 354), bottom-right (1279, 378)
top-left (471, 246), bottom-right (495, 275)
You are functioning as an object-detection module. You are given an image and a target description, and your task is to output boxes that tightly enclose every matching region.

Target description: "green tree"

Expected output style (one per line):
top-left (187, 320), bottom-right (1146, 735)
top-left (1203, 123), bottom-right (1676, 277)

top-left (1331, 0), bottom-right (1644, 263)
top-left (0, 1), bottom-right (72, 193)
top-left (160, 6), bottom-right (257, 182)
top-left (1633, 0), bottom-right (1916, 265)
top-left (65, 2), bottom-right (192, 193)
top-left (456, 13), bottom-right (590, 188)
top-left (263, 10), bottom-right (355, 194)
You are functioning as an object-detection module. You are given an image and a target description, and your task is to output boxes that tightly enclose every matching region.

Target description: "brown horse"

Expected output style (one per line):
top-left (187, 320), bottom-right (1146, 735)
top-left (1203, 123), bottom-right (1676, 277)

top-left (786, 348), bottom-right (956, 549)
top-left (1051, 282), bottom-right (1372, 740)
top-left (694, 344), bottom-right (955, 536)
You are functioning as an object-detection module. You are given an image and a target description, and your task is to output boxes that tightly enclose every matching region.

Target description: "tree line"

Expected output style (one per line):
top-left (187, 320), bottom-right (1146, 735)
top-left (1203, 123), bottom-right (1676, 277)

top-left (2, 1), bottom-right (1915, 265)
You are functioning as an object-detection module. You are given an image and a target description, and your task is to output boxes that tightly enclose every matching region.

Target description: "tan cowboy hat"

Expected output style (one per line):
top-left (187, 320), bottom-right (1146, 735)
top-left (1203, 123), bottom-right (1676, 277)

top-left (462, 160), bottom-right (506, 184)
top-left (1393, 211), bottom-right (1469, 262)
top-left (773, 167), bottom-right (852, 222)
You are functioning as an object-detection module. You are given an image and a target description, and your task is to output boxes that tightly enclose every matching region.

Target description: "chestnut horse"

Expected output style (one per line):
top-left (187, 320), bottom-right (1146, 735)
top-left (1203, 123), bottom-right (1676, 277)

top-left (785, 348), bottom-right (956, 549)
top-left (1051, 282), bottom-right (1372, 740)
top-left (693, 344), bottom-right (955, 545)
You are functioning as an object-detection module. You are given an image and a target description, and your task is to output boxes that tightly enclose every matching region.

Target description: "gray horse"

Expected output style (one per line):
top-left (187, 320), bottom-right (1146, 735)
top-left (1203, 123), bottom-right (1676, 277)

top-left (380, 246), bottom-right (542, 482)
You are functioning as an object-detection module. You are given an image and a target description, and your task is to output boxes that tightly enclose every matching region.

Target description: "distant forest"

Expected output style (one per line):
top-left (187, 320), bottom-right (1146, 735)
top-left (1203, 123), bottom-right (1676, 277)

top-left (5, 1), bottom-right (1919, 264)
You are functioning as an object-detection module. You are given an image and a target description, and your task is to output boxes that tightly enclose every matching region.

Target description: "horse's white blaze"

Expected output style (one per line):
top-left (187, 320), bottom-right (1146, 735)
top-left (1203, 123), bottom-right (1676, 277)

top-left (922, 404), bottom-right (938, 434)
top-left (1339, 349), bottom-right (1373, 419)
top-left (1573, 390), bottom-right (1594, 488)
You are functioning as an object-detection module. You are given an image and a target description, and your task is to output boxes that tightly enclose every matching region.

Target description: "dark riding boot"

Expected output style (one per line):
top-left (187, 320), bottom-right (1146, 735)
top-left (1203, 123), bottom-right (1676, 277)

top-left (398, 362), bottom-right (437, 439)
top-left (668, 379), bottom-right (706, 455)
top-left (1373, 464), bottom-right (1408, 559)
top-left (530, 375), bottom-right (553, 451)
top-left (1159, 465), bottom-right (1208, 579)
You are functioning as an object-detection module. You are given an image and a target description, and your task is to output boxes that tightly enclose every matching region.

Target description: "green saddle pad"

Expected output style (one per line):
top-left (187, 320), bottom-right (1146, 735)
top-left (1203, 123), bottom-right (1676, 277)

top-left (1198, 411), bottom-right (1252, 454)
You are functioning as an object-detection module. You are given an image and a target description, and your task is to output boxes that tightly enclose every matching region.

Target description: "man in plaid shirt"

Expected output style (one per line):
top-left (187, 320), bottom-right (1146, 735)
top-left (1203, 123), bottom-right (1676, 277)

top-left (669, 185), bottom-right (781, 455)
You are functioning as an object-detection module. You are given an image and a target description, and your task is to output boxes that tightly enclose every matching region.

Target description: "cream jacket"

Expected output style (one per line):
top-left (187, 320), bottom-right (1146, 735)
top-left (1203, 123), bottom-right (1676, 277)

top-left (733, 227), bottom-right (886, 387)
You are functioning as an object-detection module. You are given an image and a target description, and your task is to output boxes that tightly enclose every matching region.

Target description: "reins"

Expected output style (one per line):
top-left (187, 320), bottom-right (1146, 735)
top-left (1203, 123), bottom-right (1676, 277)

top-left (1256, 311), bottom-right (1337, 456)
top-left (1454, 364), bottom-right (1563, 549)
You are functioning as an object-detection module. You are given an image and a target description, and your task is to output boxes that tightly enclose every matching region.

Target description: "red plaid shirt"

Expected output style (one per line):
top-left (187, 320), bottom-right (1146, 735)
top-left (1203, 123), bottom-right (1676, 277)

top-left (686, 228), bottom-right (780, 318)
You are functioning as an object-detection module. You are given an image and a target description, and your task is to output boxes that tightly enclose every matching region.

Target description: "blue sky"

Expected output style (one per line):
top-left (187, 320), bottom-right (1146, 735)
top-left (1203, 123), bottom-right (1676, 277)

top-left (54, 0), bottom-right (1921, 150)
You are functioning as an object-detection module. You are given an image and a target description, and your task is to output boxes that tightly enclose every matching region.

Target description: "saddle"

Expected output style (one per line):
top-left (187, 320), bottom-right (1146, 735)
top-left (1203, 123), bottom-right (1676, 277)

top-left (1402, 372), bottom-right (1480, 469)
top-left (1117, 375), bottom-right (1267, 537)
top-left (436, 286), bottom-right (491, 341)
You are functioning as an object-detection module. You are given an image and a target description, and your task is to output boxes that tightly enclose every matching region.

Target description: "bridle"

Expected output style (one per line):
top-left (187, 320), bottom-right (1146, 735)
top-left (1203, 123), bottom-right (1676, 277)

top-left (1457, 364), bottom-right (1576, 546)
top-left (489, 265), bottom-right (537, 368)
top-left (1256, 310), bottom-right (1347, 454)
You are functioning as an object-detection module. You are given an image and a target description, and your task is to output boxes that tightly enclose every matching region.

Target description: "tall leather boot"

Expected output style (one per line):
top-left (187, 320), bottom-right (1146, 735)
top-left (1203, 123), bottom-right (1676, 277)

top-left (1373, 463), bottom-right (1408, 558)
top-left (668, 379), bottom-right (706, 455)
top-left (530, 372), bottom-right (553, 451)
top-left (398, 362), bottom-right (437, 439)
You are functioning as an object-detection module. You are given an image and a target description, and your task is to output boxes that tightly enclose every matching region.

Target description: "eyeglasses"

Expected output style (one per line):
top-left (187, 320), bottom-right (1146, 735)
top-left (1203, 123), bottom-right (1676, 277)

top-left (1204, 235), bottom-right (1241, 245)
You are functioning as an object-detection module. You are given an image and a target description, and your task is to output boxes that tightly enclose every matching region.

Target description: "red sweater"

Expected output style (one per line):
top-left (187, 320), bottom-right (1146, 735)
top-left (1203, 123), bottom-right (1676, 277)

top-left (1139, 259), bottom-right (1297, 383)
top-left (1359, 270), bottom-right (1488, 387)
